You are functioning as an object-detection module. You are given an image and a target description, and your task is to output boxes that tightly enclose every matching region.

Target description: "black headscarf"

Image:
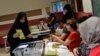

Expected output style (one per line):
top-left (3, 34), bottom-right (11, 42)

top-left (63, 4), bottom-right (74, 23)
top-left (7, 12), bottom-right (30, 44)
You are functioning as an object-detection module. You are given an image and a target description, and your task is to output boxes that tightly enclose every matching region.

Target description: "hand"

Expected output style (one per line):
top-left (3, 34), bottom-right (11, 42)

top-left (13, 33), bottom-right (19, 38)
top-left (53, 39), bottom-right (58, 42)
top-left (73, 48), bottom-right (79, 56)
top-left (43, 39), bottom-right (49, 43)
top-left (51, 35), bottom-right (59, 40)
top-left (27, 34), bottom-right (33, 38)
top-left (55, 33), bottom-right (61, 37)
top-left (51, 35), bottom-right (57, 38)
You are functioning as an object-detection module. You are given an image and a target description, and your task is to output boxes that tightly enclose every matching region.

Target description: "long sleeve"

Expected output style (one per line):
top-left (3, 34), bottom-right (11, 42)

top-left (7, 27), bottom-right (16, 44)
top-left (7, 26), bottom-right (21, 49)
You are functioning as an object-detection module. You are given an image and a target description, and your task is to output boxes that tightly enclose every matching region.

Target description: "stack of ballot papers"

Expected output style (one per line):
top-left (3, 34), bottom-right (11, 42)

top-left (45, 46), bottom-right (57, 56)
top-left (45, 42), bottom-right (74, 56)
top-left (57, 48), bottom-right (74, 56)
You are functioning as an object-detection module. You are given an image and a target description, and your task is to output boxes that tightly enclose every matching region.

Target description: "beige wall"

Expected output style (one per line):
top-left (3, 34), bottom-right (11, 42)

top-left (0, 0), bottom-right (57, 16)
top-left (82, 0), bottom-right (93, 13)
top-left (0, 0), bottom-right (58, 25)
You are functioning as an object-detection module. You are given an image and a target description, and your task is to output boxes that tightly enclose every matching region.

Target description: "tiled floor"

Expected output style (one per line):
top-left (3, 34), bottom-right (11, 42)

top-left (0, 48), bottom-right (10, 56)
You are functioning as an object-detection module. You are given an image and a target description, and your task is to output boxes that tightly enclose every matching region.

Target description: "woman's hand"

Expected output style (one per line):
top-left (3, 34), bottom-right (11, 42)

top-left (27, 34), bottom-right (33, 38)
top-left (51, 35), bottom-right (57, 38)
top-left (13, 33), bottom-right (19, 38)
top-left (43, 39), bottom-right (49, 43)
top-left (51, 34), bottom-right (61, 40)
top-left (73, 48), bottom-right (79, 56)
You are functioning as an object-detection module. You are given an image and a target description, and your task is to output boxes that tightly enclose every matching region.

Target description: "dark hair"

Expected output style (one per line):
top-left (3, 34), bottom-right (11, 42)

top-left (77, 16), bottom-right (89, 24)
top-left (14, 12), bottom-right (28, 24)
top-left (12, 12), bottom-right (29, 29)
top-left (63, 4), bottom-right (72, 12)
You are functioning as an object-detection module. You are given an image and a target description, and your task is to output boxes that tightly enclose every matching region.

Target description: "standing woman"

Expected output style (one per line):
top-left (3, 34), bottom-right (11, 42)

top-left (7, 12), bottom-right (33, 56)
top-left (48, 13), bottom-right (57, 33)
top-left (63, 4), bottom-right (74, 23)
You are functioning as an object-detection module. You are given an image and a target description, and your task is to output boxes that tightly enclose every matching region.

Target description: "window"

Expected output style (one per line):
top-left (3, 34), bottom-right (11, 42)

top-left (51, 1), bottom-right (66, 13)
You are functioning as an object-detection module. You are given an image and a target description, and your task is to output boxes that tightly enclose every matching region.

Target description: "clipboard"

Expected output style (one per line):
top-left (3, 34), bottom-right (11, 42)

top-left (16, 29), bottom-right (26, 39)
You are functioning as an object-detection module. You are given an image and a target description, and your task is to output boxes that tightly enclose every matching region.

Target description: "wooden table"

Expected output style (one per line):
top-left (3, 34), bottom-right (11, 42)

top-left (31, 30), bottom-right (50, 35)
top-left (31, 29), bottom-right (51, 39)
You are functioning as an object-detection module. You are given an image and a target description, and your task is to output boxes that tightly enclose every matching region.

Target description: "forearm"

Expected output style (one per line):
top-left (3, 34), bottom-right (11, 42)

top-left (57, 38), bottom-right (67, 46)
top-left (49, 18), bottom-right (54, 24)
top-left (53, 35), bottom-right (68, 46)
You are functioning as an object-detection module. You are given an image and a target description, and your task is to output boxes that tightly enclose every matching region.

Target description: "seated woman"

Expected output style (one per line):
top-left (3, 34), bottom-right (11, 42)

top-left (7, 12), bottom-right (35, 56)
top-left (51, 19), bottom-right (81, 52)
top-left (73, 16), bottom-right (100, 56)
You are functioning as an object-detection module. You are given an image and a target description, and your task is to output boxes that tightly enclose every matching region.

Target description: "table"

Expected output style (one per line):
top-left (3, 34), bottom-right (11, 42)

top-left (44, 42), bottom-right (74, 56)
top-left (31, 30), bottom-right (50, 35)
top-left (31, 29), bottom-right (51, 39)
top-left (12, 40), bottom-right (74, 56)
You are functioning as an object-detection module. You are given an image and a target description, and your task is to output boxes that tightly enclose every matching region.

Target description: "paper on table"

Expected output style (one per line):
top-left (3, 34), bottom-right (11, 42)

top-left (16, 29), bottom-right (26, 39)
top-left (59, 45), bottom-right (67, 49)
top-left (57, 49), bottom-right (72, 56)
top-left (45, 47), bottom-right (57, 56)
top-left (18, 45), bottom-right (28, 48)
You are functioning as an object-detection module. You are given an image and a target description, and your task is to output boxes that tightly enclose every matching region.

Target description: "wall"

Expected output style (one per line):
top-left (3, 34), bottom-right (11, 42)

top-left (0, 0), bottom-right (58, 25)
top-left (82, 0), bottom-right (93, 13)
top-left (0, 0), bottom-right (56, 16)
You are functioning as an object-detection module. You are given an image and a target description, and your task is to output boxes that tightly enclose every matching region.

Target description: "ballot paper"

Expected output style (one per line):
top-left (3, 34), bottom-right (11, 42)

top-left (16, 29), bottom-right (26, 39)
top-left (59, 45), bottom-right (67, 49)
top-left (45, 47), bottom-right (57, 56)
top-left (57, 48), bottom-right (73, 56)
top-left (18, 45), bottom-right (28, 48)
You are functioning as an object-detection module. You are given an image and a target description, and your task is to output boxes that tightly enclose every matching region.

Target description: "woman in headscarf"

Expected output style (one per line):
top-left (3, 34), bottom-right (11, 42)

top-left (7, 12), bottom-right (34, 56)
top-left (73, 16), bottom-right (100, 56)
top-left (62, 4), bottom-right (74, 23)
